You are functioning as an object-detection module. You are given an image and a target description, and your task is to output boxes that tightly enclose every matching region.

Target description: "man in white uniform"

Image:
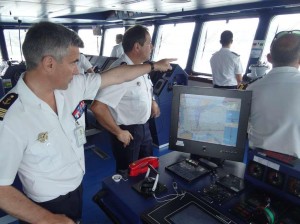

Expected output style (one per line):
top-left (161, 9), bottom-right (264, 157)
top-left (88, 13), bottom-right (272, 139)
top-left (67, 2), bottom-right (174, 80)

top-left (0, 21), bottom-right (174, 223)
top-left (110, 34), bottom-right (124, 58)
top-left (91, 25), bottom-right (160, 173)
top-left (210, 30), bottom-right (243, 89)
top-left (77, 53), bottom-right (94, 74)
top-left (247, 31), bottom-right (300, 158)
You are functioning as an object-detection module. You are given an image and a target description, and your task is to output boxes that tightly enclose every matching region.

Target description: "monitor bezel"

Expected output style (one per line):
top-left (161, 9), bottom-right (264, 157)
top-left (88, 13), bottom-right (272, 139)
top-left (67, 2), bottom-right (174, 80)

top-left (169, 85), bottom-right (252, 162)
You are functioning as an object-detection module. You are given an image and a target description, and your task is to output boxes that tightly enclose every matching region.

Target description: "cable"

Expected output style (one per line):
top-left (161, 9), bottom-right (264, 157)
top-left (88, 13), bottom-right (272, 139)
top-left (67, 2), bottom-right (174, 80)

top-left (152, 180), bottom-right (186, 203)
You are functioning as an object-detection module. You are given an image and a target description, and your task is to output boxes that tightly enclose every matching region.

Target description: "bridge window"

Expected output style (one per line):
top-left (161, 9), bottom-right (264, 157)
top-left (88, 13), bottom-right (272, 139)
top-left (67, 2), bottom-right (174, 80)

top-left (78, 29), bottom-right (102, 56)
top-left (102, 25), bottom-right (154, 57)
top-left (152, 22), bottom-right (195, 69)
top-left (4, 29), bottom-right (27, 62)
top-left (102, 27), bottom-right (126, 57)
top-left (261, 13), bottom-right (300, 70)
top-left (193, 18), bottom-right (259, 75)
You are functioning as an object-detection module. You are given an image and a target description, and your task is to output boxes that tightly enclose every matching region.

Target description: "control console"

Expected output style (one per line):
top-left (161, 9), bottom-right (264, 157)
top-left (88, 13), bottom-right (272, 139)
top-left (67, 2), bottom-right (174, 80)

top-left (245, 148), bottom-right (300, 206)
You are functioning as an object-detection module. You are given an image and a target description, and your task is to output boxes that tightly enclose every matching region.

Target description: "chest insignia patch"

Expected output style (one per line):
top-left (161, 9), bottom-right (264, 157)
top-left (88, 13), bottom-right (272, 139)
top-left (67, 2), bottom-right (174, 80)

top-left (0, 93), bottom-right (18, 121)
top-left (37, 132), bottom-right (48, 143)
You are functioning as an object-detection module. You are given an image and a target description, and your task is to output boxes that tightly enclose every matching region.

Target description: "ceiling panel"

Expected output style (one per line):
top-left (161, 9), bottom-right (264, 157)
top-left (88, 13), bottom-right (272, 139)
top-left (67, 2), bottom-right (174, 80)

top-left (0, 0), bottom-right (299, 25)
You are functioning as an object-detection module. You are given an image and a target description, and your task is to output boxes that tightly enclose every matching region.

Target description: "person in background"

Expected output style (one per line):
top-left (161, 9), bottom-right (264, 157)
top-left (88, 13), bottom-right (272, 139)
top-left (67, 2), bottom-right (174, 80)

top-left (110, 34), bottom-right (124, 58)
top-left (247, 31), bottom-right (300, 158)
top-left (91, 25), bottom-right (162, 173)
top-left (77, 53), bottom-right (94, 74)
top-left (210, 30), bottom-right (243, 89)
top-left (0, 21), bottom-right (174, 224)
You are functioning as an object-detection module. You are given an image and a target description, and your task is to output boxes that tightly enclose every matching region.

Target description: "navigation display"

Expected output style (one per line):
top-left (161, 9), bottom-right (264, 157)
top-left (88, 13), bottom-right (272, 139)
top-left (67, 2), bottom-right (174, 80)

top-left (169, 86), bottom-right (252, 163)
top-left (177, 94), bottom-right (241, 147)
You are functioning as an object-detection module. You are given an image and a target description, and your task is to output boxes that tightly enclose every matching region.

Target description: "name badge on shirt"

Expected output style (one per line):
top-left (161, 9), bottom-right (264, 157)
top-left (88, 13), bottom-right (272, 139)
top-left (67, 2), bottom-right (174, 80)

top-left (74, 125), bottom-right (86, 147)
top-left (72, 101), bottom-right (87, 147)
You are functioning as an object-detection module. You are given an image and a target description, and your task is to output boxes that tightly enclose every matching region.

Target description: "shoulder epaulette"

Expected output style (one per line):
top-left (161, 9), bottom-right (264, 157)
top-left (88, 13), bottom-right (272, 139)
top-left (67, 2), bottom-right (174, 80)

top-left (0, 93), bottom-right (18, 121)
top-left (231, 51), bottom-right (240, 56)
top-left (120, 62), bottom-right (127, 65)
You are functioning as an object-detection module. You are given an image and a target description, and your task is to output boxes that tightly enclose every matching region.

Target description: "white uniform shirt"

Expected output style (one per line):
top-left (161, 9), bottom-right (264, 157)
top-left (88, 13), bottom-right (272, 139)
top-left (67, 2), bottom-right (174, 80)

top-left (95, 54), bottom-right (153, 125)
top-left (110, 44), bottom-right (124, 58)
top-left (210, 48), bottom-right (243, 86)
top-left (77, 54), bottom-right (93, 74)
top-left (0, 73), bottom-right (101, 202)
top-left (247, 67), bottom-right (300, 158)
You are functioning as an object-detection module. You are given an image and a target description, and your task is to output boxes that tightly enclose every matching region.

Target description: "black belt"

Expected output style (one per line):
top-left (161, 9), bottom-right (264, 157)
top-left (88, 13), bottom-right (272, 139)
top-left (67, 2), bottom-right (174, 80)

top-left (120, 123), bottom-right (146, 129)
top-left (213, 84), bottom-right (237, 89)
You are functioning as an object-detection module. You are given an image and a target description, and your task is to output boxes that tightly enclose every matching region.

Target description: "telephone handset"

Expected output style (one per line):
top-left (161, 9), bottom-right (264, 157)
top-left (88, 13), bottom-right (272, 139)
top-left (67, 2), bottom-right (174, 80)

top-left (129, 156), bottom-right (159, 176)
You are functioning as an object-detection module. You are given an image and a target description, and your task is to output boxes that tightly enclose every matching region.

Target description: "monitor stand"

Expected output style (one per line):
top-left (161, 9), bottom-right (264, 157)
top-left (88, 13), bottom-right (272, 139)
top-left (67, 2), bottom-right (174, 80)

top-left (190, 154), bottom-right (224, 170)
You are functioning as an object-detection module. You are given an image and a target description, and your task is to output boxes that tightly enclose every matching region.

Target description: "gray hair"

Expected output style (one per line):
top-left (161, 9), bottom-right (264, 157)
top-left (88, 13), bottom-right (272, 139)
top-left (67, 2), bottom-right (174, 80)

top-left (22, 21), bottom-right (84, 70)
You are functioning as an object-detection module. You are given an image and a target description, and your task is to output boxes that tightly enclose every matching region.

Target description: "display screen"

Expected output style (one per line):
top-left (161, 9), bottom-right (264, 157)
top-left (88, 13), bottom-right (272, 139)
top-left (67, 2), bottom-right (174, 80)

top-left (169, 86), bottom-right (252, 162)
top-left (166, 203), bottom-right (217, 224)
top-left (177, 94), bottom-right (241, 147)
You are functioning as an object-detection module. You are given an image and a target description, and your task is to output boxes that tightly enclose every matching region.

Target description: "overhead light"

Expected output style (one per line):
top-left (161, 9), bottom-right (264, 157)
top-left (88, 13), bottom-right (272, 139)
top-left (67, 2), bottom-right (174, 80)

top-left (164, 0), bottom-right (191, 3)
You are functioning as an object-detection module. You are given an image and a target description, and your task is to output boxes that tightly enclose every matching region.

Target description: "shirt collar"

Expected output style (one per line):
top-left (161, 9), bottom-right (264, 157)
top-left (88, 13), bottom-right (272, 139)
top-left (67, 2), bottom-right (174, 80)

top-left (16, 73), bottom-right (61, 112)
top-left (268, 66), bottom-right (300, 75)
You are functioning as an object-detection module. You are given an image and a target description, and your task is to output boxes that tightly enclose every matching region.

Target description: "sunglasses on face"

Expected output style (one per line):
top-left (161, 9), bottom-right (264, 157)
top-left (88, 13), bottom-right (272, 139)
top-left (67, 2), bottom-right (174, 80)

top-left (272, 30), bottom-right (300, 43)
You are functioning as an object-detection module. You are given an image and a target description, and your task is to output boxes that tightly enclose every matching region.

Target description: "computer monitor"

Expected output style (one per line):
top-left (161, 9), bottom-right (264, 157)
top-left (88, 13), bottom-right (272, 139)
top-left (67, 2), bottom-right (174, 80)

top-left (169, 86), bottom-right (252, 164)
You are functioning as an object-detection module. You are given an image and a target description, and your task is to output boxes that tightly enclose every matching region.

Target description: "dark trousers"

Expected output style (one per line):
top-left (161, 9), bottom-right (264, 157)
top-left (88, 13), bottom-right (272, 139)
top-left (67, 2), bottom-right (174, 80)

top-left (213, 84), bottom-right (237, 89)
top-left (19, 184), bottom-right (83, 223)
top-left (111, 122), bottom-right (153, 173)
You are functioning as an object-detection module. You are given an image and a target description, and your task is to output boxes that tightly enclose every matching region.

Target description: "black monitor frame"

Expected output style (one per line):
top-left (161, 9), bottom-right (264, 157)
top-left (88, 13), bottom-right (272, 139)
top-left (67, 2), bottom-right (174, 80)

top-left (169, 86), bottom-right (252, 163)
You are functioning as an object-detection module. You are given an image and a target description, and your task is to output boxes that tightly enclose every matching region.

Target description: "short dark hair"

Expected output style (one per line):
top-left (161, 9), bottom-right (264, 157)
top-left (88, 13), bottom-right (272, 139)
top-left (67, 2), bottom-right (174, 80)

top-left (122, 25), bottom-right (149, 53)
top-left (22, 21), bottom-right (83, 70)
top-left (116, 34), bottom-right (123, 42)
top-left (220, 30), bottom-right (233, 46)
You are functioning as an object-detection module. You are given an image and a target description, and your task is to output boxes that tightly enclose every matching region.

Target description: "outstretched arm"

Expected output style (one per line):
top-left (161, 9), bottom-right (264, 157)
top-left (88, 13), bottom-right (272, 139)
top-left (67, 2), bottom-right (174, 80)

top-left (100, 58), bottom-right (176, 89)
top-left (0, 185), bottom-right (75, 224)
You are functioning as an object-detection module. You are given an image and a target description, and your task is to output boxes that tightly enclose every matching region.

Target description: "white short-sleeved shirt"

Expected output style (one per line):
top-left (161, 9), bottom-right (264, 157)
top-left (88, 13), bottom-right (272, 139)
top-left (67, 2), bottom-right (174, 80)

top-left (247, 67), bottom-right (300, 158)
top-left (210, 48), bottom-right (243, 86)
top-left (110, 44), bottom-right (124, 58)
top-left (95, 54), bottom-right (153, 125)
top-left (0, 73), bottom-right (101, 202)
top-left (77, 54), bottom-right (93, 74)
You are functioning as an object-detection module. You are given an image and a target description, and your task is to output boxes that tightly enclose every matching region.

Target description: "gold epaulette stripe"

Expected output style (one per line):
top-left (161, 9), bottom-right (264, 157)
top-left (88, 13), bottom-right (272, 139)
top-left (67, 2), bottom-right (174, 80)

top-left (0, 108), bottom-right (7, 113)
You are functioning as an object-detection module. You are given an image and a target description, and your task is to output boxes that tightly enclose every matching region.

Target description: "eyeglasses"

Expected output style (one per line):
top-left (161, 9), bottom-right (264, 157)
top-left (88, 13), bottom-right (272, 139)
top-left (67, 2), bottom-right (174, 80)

top-left (272, 30), bottom-right (300, 42)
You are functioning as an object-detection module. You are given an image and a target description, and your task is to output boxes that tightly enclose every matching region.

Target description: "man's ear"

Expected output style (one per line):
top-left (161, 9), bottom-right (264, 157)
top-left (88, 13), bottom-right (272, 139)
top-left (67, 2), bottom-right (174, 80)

top-left (267, 53), bottom-right (272, 63)
top-left (134, 42), bottom-right (141, 51)
top-left (42, 55), bottom-right (55, 71)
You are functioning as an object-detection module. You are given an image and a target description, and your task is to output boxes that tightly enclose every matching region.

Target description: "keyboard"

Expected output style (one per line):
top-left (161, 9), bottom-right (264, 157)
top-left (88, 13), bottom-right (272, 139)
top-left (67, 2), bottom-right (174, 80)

top-left (166, 159), bottom-right (210, 182)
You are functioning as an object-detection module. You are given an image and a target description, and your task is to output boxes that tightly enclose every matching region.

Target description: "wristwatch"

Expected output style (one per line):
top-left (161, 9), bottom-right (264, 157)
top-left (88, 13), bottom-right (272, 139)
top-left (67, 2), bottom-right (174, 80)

top-left (148, 61), bottom-right (155, 72)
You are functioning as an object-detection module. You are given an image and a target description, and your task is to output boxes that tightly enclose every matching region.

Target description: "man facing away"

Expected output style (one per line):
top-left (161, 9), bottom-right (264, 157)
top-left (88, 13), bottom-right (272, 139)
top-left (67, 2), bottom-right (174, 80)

top-left (91, 25), bottom-right (161, 173)
top-left (77, 53), bottom-right (94, 74)
top-left (110, 34), bottom-right (124, 58)
top-left (210, 30), bottom-right (243, 89)
top-left (247, 31), bottom-right (300, 158)
top-left (0, 21), bottom-right (174, 224)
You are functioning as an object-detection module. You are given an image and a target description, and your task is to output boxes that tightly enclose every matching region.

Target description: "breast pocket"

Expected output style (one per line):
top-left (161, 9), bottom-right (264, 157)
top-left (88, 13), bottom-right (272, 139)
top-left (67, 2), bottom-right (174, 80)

top-left (25, 128), bottom-right (62, 171)
top-left (126, 85), bottom-right (145, 109)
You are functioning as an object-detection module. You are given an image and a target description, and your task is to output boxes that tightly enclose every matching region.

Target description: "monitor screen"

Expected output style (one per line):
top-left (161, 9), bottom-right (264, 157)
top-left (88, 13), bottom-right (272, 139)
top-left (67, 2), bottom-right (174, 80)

top-left (169, 86), bottom-right (252, 163)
